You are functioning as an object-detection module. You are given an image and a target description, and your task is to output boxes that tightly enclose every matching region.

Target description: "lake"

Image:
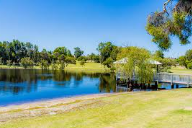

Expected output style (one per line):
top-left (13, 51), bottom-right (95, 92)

top-left (0, 69), bottom-right (188, 106)
top-left (0, 69), bottom-right (116, 106)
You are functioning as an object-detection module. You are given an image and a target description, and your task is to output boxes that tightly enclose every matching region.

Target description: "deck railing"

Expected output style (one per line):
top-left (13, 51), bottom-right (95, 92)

top-left (155, 73), bottom-right (192, 86)
top-left (117, 72), bottom-right (192, 86)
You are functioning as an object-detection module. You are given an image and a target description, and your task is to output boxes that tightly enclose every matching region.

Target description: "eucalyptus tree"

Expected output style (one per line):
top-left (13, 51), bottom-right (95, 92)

top-left (146, 0), bottom-right (191, 50)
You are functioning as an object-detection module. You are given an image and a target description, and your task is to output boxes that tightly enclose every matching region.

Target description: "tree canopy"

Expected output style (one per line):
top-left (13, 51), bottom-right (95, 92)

top-left (177, 49), bottom-right (192, 69)
top-left (146, 0), bottom-right (192, 50)
top-left (97, 42), bottom-right (119, 67)
top-left (117, 47), bottom-right (153, 83)
top-left (74, 47), bottom-right (84, 59)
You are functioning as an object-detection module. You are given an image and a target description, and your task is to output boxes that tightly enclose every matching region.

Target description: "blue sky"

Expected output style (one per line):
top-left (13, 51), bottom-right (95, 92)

top-left (0, 0), bottom-right (191, 57)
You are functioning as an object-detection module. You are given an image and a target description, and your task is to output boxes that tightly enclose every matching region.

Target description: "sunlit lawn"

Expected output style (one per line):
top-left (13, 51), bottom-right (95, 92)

top-left (65, 61), bottom-right (109, 73)
top-left (0, 62), bottom-right (109, 73)
top-left (1, 89), bottom-right (192, 128)
top-left (170, 66), bottom-right (192, 75)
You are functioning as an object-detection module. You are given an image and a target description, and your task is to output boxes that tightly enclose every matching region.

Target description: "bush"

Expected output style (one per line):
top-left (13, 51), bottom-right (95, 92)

top-left (103, 57), bottom-right (113, 68)
top-left (187, 62), bottom-right (192, 69)
top-left (77, 56), bottom-right (87, 61)
top-left (40, 59), bottom-right (49, 69)
top-left (80, 61), bottom-right (86, 66)
top-left (6, 60), bottom-right (12, 67)
top-left (20, 57), bottom-right (34, 69)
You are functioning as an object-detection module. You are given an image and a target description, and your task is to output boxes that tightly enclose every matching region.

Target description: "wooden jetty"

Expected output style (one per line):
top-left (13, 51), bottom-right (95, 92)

top-left (116, 73), bottom-right (192, 91)
top-left (154, 73), bottom-right (192, 86)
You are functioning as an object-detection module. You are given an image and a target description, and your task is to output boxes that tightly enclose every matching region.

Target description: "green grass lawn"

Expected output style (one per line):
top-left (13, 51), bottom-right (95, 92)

top-left (1, 89), bottom-right (192, 128)
top-left (65, 62), bottom-right (109, 73)
top-left (170, 66), bottom-right (192, 75)
top-left (0, 62), bottom-right (110, 73)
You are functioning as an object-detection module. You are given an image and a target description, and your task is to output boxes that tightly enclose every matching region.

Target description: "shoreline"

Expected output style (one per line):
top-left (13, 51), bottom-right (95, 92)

top-left (0, 92), bottom-right (126, 122)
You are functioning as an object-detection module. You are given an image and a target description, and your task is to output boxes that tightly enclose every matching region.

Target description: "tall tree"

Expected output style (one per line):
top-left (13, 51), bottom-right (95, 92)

top-left (74, 47), bottom-right (84, 59)
top-left (146, 0), bottom-right (191, 50)
top-left (97, 42), bottom-right (118, 64)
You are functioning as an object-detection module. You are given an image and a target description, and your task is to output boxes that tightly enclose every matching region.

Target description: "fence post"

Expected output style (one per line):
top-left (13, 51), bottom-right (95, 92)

top-left (187, 76), bottom-right (190, 87)
top-left (171, 74), bottom-right (173, 85)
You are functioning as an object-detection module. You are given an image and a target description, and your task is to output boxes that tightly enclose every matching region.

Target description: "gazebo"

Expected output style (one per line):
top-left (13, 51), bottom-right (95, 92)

top-left (113, 58), bottom-right (162, 73)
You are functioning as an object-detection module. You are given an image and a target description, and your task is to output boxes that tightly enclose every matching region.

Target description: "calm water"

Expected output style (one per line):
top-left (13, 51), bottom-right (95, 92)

top-left (0, 69), bottom-right (116, 106)
top-left (0, 69), bottom-right (188, 106)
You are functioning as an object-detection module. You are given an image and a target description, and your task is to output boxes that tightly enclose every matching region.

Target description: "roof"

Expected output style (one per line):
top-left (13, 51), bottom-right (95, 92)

top-left (113, 58), bottom-right (162, 65)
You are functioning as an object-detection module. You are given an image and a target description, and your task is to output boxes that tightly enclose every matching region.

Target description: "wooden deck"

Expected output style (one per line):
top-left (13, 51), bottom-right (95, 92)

top-left (117, 73), bottom-right (192, 86)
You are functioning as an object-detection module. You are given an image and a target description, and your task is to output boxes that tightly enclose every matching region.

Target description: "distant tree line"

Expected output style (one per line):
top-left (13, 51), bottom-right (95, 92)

top-left (177, 49), bottom-right (192, 69)
top-left (0, 40), bottom-right (119, 69)
top-left (0, 39), bottom-right (190, 71)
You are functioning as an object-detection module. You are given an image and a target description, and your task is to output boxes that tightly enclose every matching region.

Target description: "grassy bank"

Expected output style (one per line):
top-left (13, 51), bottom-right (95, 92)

top-left (170, 66), bottom-right (192, 75)
top-left (1, 89), bottom-right (192, 128)
top-left (0, 62), bottom-right (110, 73)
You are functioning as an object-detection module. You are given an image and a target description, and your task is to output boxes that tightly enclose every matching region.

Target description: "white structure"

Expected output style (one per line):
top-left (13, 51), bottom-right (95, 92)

top-left (114, 58), bottom-right (162, 65)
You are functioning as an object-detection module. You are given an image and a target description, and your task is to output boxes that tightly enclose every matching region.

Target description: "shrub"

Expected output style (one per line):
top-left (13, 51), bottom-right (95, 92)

top-left (80, 61), bottom-right (86, 66)
top-left (20, 57), bottom-right (34, 69)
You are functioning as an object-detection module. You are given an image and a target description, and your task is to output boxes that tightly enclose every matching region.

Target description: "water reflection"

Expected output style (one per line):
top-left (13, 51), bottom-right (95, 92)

top-left (0, 69), bottom-right (116, 105)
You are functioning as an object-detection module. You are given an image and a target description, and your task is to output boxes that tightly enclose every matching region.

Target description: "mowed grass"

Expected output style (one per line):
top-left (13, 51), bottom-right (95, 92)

top-left (1, 89), bottom-right (192, 128)
top-left (170, 66), bottom-right (192, 75)
top-left (65, 62), bottom-right (109, 73)
top-left (0, 62), bottom-right (110, 73)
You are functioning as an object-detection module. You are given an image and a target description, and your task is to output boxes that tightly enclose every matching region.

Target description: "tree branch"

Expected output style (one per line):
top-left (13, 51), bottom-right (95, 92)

top-left (163, 0), bottom-right (172, 15)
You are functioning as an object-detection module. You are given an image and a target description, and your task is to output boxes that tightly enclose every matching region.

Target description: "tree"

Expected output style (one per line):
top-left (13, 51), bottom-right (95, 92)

top-left (6, 60), bottom-right (12, 68)
top-left (0, 57), bottom-right (3, 65)
top-left (185, 49), bottom-right (192, 61)
top-left (65, 56), bottom-right (76, 67)
top-left (146, 0), bottom-right (191, 50)
top-left (177, 55), bottom-right (187, 68)
top-left (117, 47), bottom-right (153, 83)
top-left (80, 60), bottom-right (86, 67)
top-left (74, 47), bottom-right (84, 59)
top-left (154, 50), bottom-right (164, 59)
top-left (20, 57), bottom-right (34, 69)
top-left (40, 59), bottom-right (49, 70)
top-left (103, 57), bottom-right (114, 68)
top-left (77, 56), bottom-right (87, 61)
top-left (177, 49), bottom-right (192, 69)
top-left (97, 42), bottom-right (119, 65)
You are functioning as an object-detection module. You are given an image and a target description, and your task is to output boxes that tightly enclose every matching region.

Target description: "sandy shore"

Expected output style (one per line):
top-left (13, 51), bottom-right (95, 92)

top-left (0, 93), bottom-right (122, 122)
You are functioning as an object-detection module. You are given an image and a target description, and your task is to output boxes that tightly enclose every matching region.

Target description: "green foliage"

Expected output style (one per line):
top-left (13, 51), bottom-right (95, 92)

top-left (77, 56), bottom-right (87, 61)
top-left (117, 47), bottom-right (153, 83)
top-left (177, 49), bottom-right (192, 69)
top-left (6, 60), bottom-right (12, 67)
top-left (51, 61), bottom-right (57, 70)
top-left (146, 0), bottom-right (191, 50)
top-left (110, 66), bottom-right (116, 72)
top-left (154, 50), bottom-right (164, 59)
top-left (160, 58), bottom-right (176, 68)
top-left (53, 47), bottom-right (69, 57)
top-left (40, 60), bottom-right (49, 70)
top-left (20, 57), bottom-right (34, 69)
top-left (103, 57), bottom-right (114, 68)
top-left (177, 56), bottom-right (187, 68)
top-left (97, 42), bottom-right (119, 63)
top-left (87, 53), bottom-right (100, 63)
top-left (0, 57), bottom-right (3, 65)
top-left (80, 61), bottom-right (86, 67)
top-left (74, 47), bottom-right (84, 59)
top-left (60, 60), bottom-right (65, 70)
top-left (185, 49), bottom-right (192, 60)
top-left (187, 61), bottom-right (192, 69)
